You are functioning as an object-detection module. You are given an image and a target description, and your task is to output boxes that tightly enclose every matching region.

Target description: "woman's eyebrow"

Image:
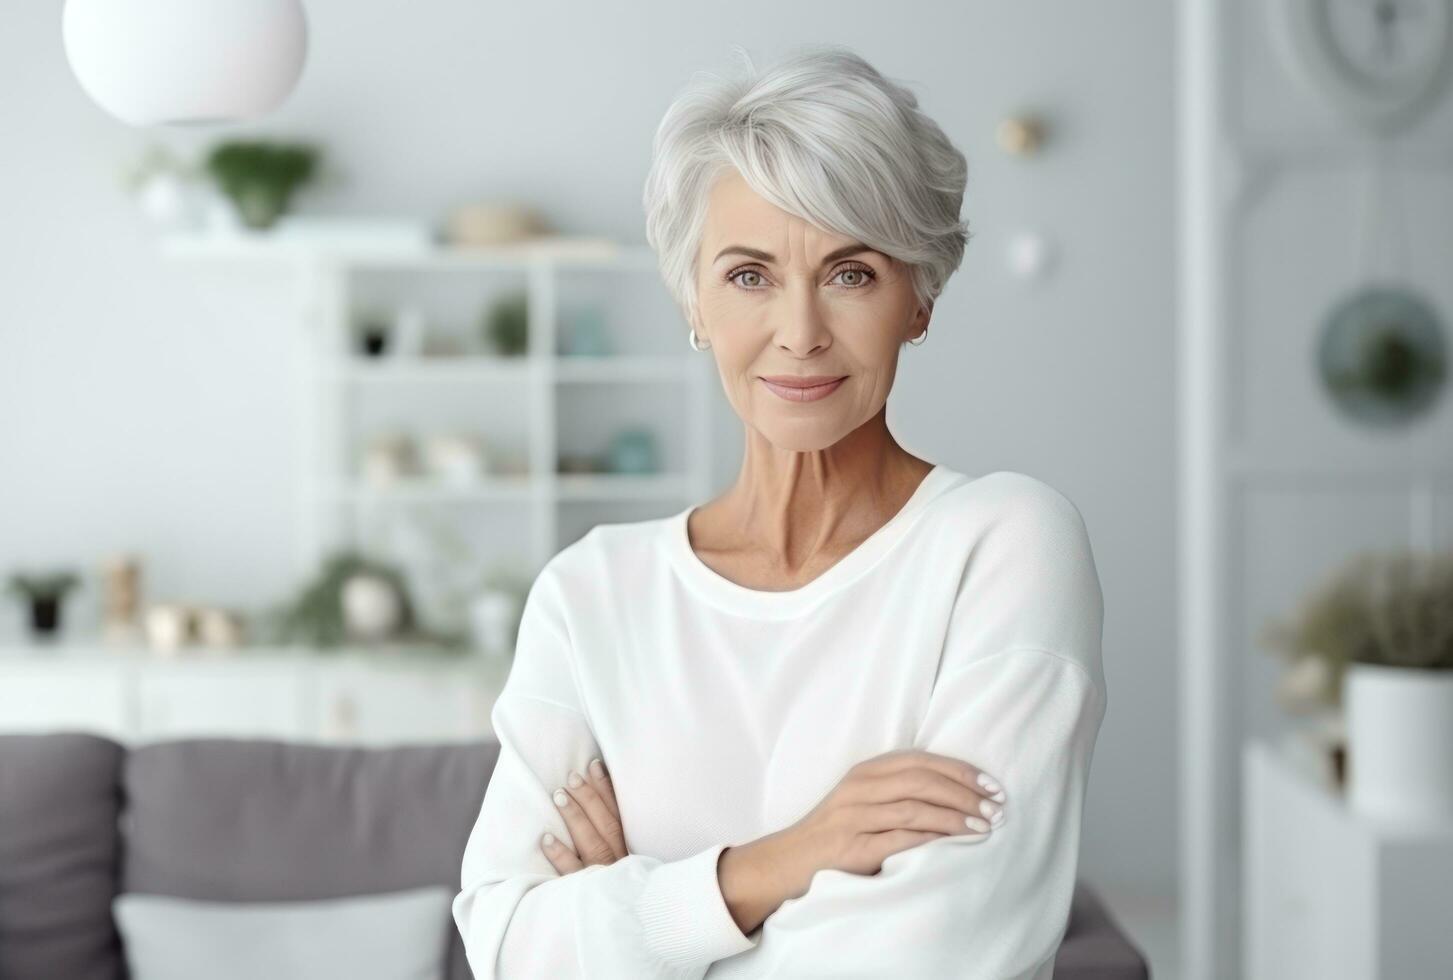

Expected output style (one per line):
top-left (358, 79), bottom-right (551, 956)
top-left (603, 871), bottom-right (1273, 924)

top-left (712, 242), bottom-right (876, 265)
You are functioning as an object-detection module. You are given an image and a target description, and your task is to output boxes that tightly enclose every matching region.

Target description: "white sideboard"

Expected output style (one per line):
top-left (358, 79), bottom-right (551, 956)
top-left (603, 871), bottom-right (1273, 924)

top-left (1242, 737), bottom-right (1453, 979)
top-left (0, 643), bottom-right (511, 746)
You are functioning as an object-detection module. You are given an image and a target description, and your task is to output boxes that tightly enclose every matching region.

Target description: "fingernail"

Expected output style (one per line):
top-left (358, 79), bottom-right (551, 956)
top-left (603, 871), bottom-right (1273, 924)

top-left (542, 833), bottom-right (555, 846)
top-left (965, 815), bottom-right (992, 834)
top-left (589, 759), bottom-right (605, 778)
top-left (553, 789), bottom-right (569, 807)
top-left (977, 773), bottom-right (1005, 801)
top-left (980, 799), bottom-right (1002, 823)
top-left (567, 771), bottom-right (584, 788)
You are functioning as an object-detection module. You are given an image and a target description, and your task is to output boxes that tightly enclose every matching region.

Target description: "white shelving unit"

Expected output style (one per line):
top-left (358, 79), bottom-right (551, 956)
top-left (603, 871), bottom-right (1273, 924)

top-left (163, 227), bottom-right (717, 623)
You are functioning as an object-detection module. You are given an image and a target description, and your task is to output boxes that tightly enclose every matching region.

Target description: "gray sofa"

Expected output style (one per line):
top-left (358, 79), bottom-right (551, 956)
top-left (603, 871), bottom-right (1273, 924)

top-left (0, 732), bottom-right (1149, 979)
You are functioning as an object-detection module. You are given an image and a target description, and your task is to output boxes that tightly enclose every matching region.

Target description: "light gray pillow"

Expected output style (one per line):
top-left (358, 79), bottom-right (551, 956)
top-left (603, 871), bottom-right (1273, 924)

top-left (113, 886), bottom-right (454, 980)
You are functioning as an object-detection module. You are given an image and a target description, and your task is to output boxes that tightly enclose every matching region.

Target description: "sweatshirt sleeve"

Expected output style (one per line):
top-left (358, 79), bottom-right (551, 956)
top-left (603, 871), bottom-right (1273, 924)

top-left (750, 476), bottom-right (1108, 979)
top-left (451, 557), bottom-right (759, 979)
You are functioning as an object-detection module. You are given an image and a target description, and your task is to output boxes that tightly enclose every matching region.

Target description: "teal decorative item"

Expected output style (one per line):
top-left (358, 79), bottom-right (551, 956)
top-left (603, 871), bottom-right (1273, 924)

top-left (608, 428), bottom-right (658, 474)
top-left (1317, 284), bottom-right (1447, 428)
top-left (560, 306), bottom-right (611, 356)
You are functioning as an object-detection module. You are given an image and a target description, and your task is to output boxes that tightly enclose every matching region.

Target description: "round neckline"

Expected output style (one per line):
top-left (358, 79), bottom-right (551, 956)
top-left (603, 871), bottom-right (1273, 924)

top-left (664, 463), bottom-right (964, 619)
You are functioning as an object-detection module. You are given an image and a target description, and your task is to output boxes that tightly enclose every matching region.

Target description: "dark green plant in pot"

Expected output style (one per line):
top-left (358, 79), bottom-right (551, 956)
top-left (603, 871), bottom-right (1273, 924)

top-left (482, 291), bottom-right (530, 356)
top-left (203, 140), bottom-right (321, 230)
top-left (6, 570), bottom-right (81, 637)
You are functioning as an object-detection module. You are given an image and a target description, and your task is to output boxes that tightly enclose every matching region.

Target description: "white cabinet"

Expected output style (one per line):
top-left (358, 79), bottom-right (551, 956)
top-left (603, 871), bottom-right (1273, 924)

top-left (0, 660), bottom-right (130, 738)
top-left (137, 665), bottom-right (313, 741)
top-left (0, 645), bottom-right (508, 746)
top-left (1242, 737), bottom-right (1453, 979)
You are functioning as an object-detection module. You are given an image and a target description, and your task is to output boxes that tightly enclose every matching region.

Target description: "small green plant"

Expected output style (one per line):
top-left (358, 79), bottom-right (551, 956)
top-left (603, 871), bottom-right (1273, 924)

top-left (1261, 549), bottom-right (1453, 709)
top-left (482, 292), bottom-right (529, 356)
top-left (6, 570), bottom-right (82, 636)
top-left (265, 551), bottom-right (422, 648)
top-left (203, 139), bottom-right (321, 230)
top-left (6, 571), bottom-right (81, 601)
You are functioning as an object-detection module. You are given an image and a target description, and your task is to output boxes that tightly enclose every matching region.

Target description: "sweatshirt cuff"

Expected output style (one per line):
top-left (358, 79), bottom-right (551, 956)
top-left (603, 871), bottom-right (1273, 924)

top-left (635, 842), bottom-right (759, 969)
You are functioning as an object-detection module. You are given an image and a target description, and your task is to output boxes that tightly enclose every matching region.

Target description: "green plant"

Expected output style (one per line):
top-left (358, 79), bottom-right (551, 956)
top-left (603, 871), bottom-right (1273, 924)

top-left (6, 570), bottom-right (80, 601)
top-left (1261, 548), bottom-right (1453, 709)
top-left (483, 292), bottom-right (529, 356)
top-left (265, 551), bottom-right (428, 649)
top-left (203, 139), bottom-right (321, 230)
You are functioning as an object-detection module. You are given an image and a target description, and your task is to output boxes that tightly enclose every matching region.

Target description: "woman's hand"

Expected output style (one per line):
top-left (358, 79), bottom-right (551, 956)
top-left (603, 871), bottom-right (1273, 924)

top-left (718, 749), bottom-right (1006, 935)
top-left (541, 757), bottom-right (627, 874)
top-left (787, 748), bottom-right (1006, 878)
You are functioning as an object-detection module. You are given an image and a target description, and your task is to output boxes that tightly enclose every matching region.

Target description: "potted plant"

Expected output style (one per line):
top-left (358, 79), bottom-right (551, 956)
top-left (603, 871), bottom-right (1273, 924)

top-left (481, 291), bottom-right (529, 356)
top-left (1262, 548), bottom-right (1453, 824)
top-left (202, 139), bottom-right (321, 230)
top-left (261, 550), bottom-right (457, 650)
top-left (6, 570), bottom-right (82, 639)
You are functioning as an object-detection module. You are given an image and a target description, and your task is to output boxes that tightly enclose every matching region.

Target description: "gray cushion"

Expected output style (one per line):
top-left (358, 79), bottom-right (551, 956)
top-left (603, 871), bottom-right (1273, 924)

top-left (0, 732), bottom-right (127, 980)
top-left (113, 886), bottom-right (454, 980)
top-left (1055, 882), bottom-right (1151, 980)
top-left (119, 738), bottom-right (500, 980)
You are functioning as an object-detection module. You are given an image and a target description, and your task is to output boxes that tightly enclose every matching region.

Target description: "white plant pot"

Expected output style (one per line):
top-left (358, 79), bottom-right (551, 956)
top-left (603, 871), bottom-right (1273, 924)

top-left (1344, 662), bottom-right (1453, 826)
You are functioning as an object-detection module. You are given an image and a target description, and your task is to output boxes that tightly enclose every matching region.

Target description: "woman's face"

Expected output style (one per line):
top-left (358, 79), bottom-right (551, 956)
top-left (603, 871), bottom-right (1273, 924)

top-left (691, 169), bottom-right (930, 452)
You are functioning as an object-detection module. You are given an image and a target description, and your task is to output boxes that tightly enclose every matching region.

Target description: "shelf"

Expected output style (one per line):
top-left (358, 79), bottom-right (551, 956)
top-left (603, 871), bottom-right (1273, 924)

top-left (556, 472), bottom-right (688, 501)
top-left (311, 472), bottom-right (689, 504)
top-left (314, 477), bottom-right (537, 503)
top-left (327, 354), bottom-right (693, 385)
top-left (161, 225), bottom-right (657, 270)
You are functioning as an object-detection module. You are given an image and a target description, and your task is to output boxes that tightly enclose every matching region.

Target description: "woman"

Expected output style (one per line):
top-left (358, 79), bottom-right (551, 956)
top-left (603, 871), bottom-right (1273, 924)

top-left (453, 44), bottom-right (1106, 980)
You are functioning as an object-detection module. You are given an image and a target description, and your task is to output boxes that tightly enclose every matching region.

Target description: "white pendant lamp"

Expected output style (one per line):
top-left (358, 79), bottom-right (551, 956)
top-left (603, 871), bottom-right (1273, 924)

top-left (62, 0), bottom-right (308, 127)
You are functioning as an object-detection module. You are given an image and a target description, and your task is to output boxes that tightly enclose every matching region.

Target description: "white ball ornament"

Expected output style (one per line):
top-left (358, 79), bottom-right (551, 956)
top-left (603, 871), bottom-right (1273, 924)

top-left (63, 0), bottom-right (308, 126)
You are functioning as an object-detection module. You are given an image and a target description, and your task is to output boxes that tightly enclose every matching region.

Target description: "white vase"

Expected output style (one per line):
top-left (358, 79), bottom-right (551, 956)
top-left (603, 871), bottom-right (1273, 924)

top-left (341, 574), bottom-right (403, 642)
top-left (1344, 662), bottom-right (1453, 826)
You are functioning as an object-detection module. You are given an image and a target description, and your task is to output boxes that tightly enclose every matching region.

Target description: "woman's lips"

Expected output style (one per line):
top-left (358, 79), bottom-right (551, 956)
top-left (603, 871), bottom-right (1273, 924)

top-left (760, 376), bottom-right (846, 402)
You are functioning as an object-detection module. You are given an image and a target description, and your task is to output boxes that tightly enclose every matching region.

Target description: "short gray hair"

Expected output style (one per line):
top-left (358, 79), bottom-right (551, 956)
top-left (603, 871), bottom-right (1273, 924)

top-left (642, 44), bottom-right (970, 329)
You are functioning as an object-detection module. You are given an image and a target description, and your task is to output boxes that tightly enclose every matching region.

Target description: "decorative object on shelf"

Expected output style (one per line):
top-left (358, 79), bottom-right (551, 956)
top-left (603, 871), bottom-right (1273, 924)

top-left (393, 308), bottom-right (426, 358)
top-left (100, 553), bottom-right (143, 645)
top-left (341, 573), bottom-right (405, 642)
top-left (559, 305), bottom-right (612, 356)
top-left (353, 307), bottom-right (392, 357)
top-left (608, 428), bottom-right (659, 474)
top-left (265, 551), bottom-right (444, 650)
top-left (123, 144), bottom-right (204, 231)
top-left (557, 452), bottom-right (609, 474)
top-left (1261, 548), bottom-right (1453, 823)
top-left (62, 0), bottom-right (308, 127)
top-left (362, 433), bottom-right (421, 487)
top-left (5, 570), bottom-right (82, 640)
top-left (142, 602), bottom-right (191, 653)
top-left (469, 583), bottom-right (525, 662)
top-left (202, 139), bottom-right (322, 231)
top-left (1317, 283), bottom-right (1446, 427)
top-left (421, 433), bottom-right (488, 486)
top-left (140, 602), bottom-right (248, 654)
top-left (442, 202), bottom-right (552, 247)
top-left (195, 607), bottom-right (245, 648)
top-left (419, 328), bottom-right (467, 358)
top-left (482, 292), bottom-right (530, 357)
top-left (1269, 0), bottom-right (1453, 134)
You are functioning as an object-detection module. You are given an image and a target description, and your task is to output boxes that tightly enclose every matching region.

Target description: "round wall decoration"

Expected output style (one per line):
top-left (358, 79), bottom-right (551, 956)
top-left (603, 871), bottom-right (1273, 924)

top-left (1270, 0), bottom-right (1453, 133)
top-left (1316, 284), bottom-right (1447, 426)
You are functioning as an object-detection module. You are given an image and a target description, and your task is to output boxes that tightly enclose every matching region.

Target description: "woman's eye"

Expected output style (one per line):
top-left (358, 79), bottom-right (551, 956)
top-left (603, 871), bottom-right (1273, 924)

top-left (832, 265), bottom-right (876, 288)
top-left (726, 265), bottom-right (876, 290)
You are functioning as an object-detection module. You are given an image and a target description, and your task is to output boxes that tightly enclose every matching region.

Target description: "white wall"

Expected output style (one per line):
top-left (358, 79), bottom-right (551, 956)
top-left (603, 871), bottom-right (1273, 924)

top-left (0, 0), bottom-right (1176, 899)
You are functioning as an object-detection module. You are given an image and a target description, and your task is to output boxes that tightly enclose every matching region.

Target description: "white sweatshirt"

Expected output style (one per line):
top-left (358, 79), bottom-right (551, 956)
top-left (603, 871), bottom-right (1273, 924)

top-left (452, 465), bottom-right (1107, 980)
